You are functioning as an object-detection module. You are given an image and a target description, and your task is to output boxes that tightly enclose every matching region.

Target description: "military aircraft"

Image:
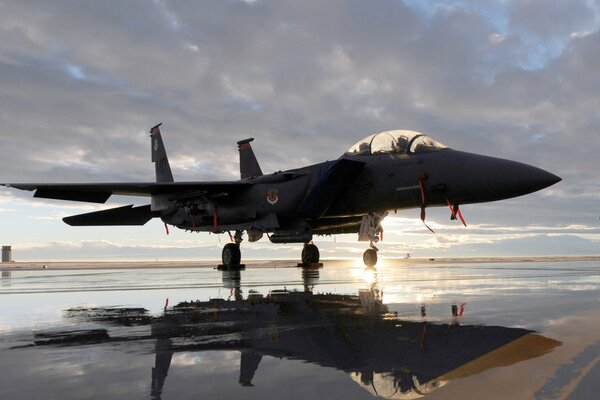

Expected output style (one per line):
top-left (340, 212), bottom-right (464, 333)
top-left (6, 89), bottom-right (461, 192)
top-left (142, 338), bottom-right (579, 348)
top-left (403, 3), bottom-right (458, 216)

top-left (1, 123), bottom-right (560, 267)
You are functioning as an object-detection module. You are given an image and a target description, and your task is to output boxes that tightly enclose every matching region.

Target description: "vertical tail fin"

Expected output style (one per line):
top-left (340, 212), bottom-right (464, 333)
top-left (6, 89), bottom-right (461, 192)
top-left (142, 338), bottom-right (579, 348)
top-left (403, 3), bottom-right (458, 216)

top-left (150, 123), bottom-right (174, 183)
top-left (237, 138), bottom-right (263, 179)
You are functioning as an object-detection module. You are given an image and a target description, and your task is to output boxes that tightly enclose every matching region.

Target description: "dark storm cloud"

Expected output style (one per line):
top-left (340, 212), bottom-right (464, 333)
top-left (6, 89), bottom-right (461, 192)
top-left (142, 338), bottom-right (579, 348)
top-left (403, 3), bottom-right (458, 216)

top-left (0, 0), bottom-right (599, 257)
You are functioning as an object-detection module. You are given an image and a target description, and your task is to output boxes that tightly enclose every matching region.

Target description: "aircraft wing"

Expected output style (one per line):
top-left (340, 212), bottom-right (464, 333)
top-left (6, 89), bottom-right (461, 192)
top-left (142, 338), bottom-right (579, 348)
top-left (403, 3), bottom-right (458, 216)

top-left (0, 181), bottom-right (252, 204)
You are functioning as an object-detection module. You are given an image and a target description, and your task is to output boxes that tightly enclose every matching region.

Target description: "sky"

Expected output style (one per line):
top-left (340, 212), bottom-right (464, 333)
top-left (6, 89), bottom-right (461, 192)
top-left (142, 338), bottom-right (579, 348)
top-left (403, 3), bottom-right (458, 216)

top-left (0, 0), bottom-right (599, 261)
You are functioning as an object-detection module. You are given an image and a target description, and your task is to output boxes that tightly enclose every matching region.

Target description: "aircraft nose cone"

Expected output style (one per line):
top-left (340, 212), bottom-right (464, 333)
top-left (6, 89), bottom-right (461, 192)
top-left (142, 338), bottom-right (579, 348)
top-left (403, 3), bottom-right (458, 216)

top-left (444, 151), bottom-right (561, 203)
top-left (500, 160), bottom-right (562, 195)
top-left (529, 168), bottom-right (562, 191)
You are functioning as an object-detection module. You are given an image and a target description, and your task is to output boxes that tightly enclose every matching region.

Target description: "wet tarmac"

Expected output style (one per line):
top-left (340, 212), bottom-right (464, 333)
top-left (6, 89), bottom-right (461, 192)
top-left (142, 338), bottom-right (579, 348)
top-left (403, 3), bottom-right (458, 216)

top-left (1, 259), bottom-right (600, 399)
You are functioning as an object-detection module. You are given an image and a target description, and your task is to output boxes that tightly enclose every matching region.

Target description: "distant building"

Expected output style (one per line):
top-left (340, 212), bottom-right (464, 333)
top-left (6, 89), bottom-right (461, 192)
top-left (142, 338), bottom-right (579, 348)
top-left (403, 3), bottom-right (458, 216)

top-left (2, 246), bottom-right (12, 263)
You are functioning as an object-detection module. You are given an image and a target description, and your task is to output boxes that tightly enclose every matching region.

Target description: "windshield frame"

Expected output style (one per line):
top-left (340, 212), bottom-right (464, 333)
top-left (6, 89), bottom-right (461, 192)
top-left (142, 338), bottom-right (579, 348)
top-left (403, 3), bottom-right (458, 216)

top-left (344, 130), bottom-right (447, 156)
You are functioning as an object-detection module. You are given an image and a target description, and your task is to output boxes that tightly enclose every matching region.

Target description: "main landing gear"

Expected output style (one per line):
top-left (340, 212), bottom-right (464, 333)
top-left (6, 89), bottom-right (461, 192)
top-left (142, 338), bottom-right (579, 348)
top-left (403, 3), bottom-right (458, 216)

top-left (301, 243), bottom-right (320, 266)
top-left (222, 243), bottom-right (241, 266)
top-left (220, 230), bottom-right (244, 269)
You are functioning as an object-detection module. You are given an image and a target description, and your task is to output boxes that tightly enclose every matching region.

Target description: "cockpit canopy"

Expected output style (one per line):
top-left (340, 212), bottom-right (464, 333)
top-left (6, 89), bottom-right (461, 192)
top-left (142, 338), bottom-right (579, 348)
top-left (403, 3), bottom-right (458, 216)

top-left (345, 130), bottom-right (447, 156)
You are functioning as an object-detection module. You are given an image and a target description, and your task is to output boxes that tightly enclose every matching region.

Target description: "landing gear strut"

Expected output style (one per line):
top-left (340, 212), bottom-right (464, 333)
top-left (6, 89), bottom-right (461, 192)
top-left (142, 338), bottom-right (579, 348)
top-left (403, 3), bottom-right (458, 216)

top-left (220, 230), bottom-right (244, 268)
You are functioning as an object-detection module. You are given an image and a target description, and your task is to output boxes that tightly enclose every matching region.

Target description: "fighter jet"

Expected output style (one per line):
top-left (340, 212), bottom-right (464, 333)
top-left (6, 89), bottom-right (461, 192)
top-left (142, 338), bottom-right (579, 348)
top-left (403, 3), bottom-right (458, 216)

top-left (1, 124), bottom-right (560, 267)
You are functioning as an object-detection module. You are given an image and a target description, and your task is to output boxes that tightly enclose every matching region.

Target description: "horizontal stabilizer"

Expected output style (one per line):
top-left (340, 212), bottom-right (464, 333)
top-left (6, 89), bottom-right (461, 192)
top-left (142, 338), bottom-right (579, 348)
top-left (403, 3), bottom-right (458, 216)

top-left (296, 159), bottom-right (366, 219)
top-left (63, 205), bottom-right (153, 226)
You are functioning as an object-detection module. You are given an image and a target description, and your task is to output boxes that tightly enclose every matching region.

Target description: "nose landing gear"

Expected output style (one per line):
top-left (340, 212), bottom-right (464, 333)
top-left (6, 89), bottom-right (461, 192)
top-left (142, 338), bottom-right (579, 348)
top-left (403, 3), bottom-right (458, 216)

top-left (359, 212), bottom-right (387, 268)
top-left (363, 244), bottom-right (378, 268)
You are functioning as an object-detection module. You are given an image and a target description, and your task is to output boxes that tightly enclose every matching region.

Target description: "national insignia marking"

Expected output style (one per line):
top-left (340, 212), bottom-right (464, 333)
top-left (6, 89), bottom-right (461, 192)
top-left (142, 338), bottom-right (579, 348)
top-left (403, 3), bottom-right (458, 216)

top-left (267, 189), bottom-right (279, 205)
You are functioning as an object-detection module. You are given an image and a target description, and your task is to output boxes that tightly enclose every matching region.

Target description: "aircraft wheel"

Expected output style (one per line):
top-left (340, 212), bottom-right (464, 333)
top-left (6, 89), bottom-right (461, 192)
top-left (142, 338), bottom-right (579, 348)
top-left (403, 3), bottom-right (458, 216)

top-left (222, 243), bottom-right (241, 266)
top-left (363, 248), bottom-right (378, 267)
top-left (301, 244), bottom-right (320, 265)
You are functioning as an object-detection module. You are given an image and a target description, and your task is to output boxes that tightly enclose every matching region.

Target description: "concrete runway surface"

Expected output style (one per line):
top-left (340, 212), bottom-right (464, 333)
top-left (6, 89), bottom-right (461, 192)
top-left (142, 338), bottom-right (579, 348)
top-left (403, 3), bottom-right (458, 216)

top-left (1, 258), bottom-right (600, 399)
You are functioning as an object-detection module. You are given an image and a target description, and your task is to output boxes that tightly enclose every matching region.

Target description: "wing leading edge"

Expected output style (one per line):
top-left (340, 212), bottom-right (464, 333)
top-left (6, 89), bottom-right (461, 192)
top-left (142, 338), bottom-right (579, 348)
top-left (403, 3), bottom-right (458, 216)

top-left (0, 182), bottom-right (252, 204)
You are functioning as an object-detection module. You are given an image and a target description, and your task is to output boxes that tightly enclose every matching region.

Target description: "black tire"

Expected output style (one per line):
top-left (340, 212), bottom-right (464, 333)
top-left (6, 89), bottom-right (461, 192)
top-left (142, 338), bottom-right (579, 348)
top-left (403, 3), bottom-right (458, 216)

top-left (222, 243), bottom-right (241, 266)
top-left (301, 244), bottom-right (320, 264)
top-left (363, 248), bottom-right (378, 267)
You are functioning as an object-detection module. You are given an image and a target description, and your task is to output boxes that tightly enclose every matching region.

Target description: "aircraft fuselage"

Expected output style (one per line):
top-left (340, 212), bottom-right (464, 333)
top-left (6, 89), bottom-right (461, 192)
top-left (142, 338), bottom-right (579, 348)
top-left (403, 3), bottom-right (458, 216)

top-left (163, 148), bottom-right (559, 238)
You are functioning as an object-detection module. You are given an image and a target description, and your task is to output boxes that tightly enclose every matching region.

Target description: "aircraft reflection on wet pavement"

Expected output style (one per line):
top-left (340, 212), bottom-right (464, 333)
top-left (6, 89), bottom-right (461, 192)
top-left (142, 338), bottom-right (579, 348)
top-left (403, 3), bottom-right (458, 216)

top-left (27, 269), bottom-right (561, 399)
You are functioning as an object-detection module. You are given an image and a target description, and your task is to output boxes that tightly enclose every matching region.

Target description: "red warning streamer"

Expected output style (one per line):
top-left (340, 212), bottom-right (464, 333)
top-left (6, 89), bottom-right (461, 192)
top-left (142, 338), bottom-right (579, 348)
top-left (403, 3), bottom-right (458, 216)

top-left (456, 208), bottom-right (466, 227)
top-left (418, 173), bottom-right (427, 204)
top-left (446, 197), bottom-right (467, 227)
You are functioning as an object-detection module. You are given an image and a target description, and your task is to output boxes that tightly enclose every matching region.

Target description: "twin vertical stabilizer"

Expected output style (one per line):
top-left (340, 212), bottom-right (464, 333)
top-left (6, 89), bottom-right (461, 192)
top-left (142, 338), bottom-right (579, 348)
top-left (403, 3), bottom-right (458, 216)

top-left (150, 123), bottom-right (174, 183)
top-left (149, 125), bottom-right (262, 182)
top-left (237, 138), bottom-right (263, 179)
